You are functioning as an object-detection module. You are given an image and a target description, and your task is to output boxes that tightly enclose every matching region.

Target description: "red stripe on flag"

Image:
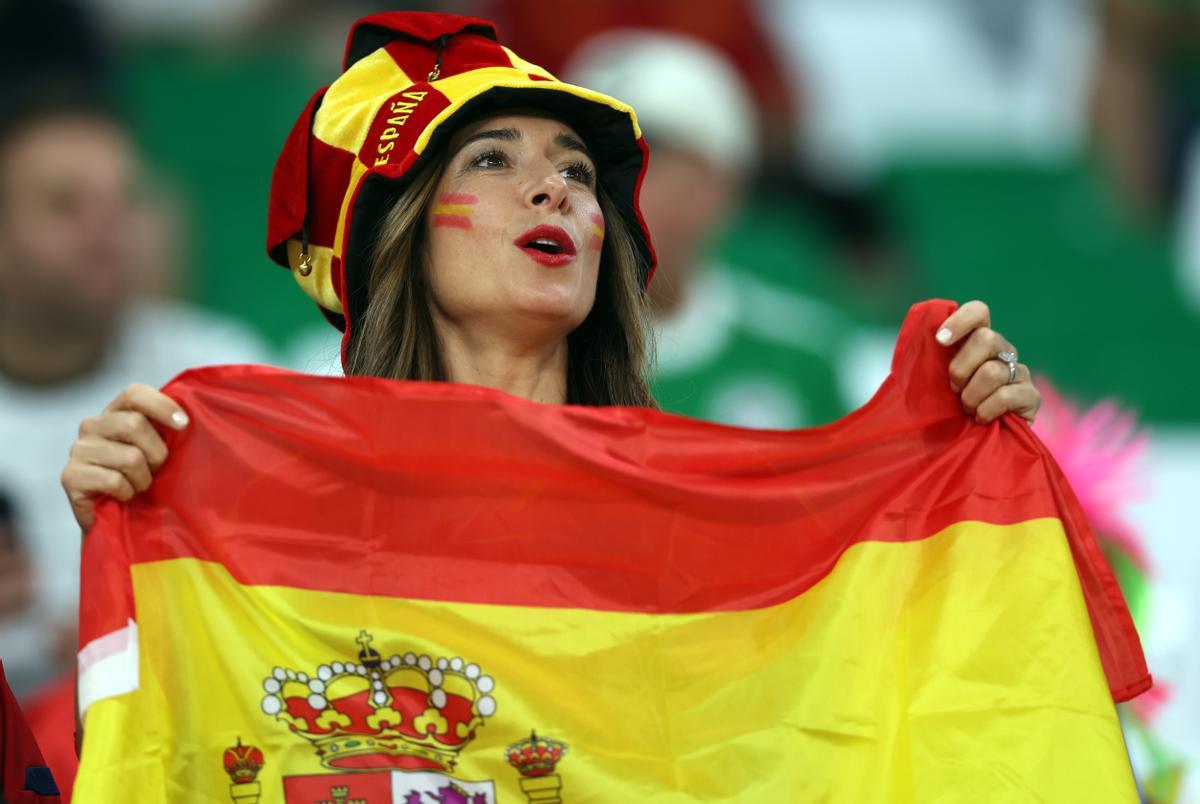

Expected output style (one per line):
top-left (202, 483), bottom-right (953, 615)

top-left (108, 305), bottom-right (1060, 616)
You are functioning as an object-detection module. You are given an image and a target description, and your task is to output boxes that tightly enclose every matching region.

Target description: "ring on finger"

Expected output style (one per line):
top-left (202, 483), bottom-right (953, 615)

top-left (997, 350), bottom-right (1019, 385)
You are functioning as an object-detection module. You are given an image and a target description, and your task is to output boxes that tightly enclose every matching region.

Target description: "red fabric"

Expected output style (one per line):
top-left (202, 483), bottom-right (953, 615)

top-left (266, 87), bottom-right (327, 265)
top-left (344, 13), bottom-right (499, 71)
top-left (79, 300), bottom-right (1149, 703)
top-left (20, 676), bottom-right (75, 802)
top-left (0, 663), bottom-right (60, 802)
top-left (306, 138), bottom-right (356, 246)
top-left (630, 135), bottom-right (656, 285)
top-left (380, 24), bottom-right (512, 82)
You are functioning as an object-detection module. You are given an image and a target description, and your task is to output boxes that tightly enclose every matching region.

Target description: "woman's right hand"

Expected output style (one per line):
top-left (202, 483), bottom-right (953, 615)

top-left (61, 383), bottom-right (189, 533)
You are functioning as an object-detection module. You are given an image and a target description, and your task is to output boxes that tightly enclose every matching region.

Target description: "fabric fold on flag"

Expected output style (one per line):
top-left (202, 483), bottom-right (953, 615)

top-left (75, 299), bottom-right (1149, 803)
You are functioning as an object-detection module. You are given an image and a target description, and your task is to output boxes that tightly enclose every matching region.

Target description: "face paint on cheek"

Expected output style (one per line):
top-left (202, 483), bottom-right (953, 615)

top-left (588, 212), bottom-right (605, 251)
top-left (432, 193), bottom-right (477, 230)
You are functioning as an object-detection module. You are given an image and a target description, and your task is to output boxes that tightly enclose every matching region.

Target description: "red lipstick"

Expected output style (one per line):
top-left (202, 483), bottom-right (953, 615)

top-left (514, 225), bottom-right (577, 267)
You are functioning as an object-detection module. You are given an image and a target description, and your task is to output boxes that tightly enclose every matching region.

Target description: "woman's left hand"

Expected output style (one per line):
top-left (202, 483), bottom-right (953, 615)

top-left (935, 300), bottom-right (1041, 425)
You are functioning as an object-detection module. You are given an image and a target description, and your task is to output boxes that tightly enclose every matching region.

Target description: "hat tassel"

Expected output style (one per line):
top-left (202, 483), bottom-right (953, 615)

top-left (427, 34), bottom-right (450, 82)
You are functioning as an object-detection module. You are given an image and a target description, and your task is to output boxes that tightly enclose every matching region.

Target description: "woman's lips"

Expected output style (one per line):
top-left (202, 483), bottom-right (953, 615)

top-left (518, 247), bottom-right (575, 267)
top-left (514, 225), bottom-right (576, 267)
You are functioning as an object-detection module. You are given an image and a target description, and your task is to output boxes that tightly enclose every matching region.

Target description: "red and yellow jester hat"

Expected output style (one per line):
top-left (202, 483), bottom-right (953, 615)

top-left (266, 12), bottom-right (656, 358)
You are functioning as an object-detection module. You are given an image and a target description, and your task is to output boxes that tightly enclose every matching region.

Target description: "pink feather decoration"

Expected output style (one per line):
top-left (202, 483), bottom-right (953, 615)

top-left (1031, 380), bottom-right (1151, 570)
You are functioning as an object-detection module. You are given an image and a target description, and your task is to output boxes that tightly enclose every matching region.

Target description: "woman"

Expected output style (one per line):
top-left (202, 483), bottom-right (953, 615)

top-left (60, 12), bottom-right (1040, 531)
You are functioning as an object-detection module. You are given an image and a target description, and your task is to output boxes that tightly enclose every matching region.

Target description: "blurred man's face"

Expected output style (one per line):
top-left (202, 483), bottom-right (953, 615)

top-left (0, 117), bottom-right (140, 329)
top-left (638, 144), bottom-right (741, 283)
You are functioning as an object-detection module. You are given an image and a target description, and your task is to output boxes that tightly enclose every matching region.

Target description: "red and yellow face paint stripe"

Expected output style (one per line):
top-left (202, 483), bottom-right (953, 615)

top-left (432, 193), bottom-right (476, 229)
top-left (588, 212), bottom-right (604, 251)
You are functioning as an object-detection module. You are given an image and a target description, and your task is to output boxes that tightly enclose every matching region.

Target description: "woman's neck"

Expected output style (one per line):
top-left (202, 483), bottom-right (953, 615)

top-left (435, 319), bottom-right (569, 404)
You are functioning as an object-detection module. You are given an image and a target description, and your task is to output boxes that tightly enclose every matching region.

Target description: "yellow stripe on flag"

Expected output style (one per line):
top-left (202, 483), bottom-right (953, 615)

top-left (76, 518), bottom-right (1136, 801)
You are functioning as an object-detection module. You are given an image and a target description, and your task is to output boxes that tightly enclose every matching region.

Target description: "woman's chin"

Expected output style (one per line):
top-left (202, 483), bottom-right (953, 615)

top-left (510, 297), bottom-right (591, 331)
top-left (506, 281), bottom-right (595, 326)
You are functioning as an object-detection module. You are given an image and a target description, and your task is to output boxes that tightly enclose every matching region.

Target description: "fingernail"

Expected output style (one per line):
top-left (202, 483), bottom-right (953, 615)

top-left (171, 411), bottom-right (189, 429)
top-left (936, 327), bottom-right (953, 345)
top-left (950, 381), bottom-right (960, 393)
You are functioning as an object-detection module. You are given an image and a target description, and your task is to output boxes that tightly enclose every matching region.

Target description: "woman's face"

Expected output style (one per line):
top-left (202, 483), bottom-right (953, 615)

top-left (425, 113), bottom-right (604, 344)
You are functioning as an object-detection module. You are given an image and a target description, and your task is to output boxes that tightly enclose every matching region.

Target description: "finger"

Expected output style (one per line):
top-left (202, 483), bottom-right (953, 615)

top-left (948, 327), bottom-right (1014, 392)
top-left (69, 437), bottom-right (154, 492)
top-left (960, 362), bottom-right (1031, 413)
top-left (935, 300), bottom-right (991, 346)
top-left (62, 462), bottom-right (137, 504)
top-left (78, 411), bottom-right (170, 471)
top-left (61, 461), bottom-right (124, 533)
top-left (975, 383), bottom-right (1042, 424)
top-left (104, 383), bottom-right (188, 431)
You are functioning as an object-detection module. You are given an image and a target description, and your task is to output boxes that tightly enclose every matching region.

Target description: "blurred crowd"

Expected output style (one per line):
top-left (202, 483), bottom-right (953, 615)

top-left (1, 0), bottom-right (1198, 800)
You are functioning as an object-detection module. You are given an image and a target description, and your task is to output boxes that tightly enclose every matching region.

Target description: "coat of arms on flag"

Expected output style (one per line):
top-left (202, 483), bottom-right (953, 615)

top-left (218, 629), bottom-right (566, 803)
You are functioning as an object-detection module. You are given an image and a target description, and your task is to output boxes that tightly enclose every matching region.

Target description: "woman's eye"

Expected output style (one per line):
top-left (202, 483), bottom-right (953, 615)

top-left (471, 150), bottom-right (508, 169)
top-left (561, 161), bottom-right (596, 186)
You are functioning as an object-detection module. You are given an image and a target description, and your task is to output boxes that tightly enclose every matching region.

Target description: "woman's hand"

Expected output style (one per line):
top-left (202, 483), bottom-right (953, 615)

top-left (936, 301), bottom-right (1041, 425)
top-left (61, 383), bottom-right (189, 533)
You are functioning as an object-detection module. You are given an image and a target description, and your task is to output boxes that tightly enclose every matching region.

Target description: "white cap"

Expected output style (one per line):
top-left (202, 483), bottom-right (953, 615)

top-left (563, 29), bottom-right (760, 174)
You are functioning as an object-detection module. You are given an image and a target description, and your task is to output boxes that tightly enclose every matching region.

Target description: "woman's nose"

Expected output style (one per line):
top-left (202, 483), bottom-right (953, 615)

top-left (524, 170), bottom-right (570, 213)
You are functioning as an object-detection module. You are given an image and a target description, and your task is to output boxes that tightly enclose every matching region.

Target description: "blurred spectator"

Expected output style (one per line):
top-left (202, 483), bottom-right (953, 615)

top-left (1092, 0), bottom-right (1200, 218)
top-left (758, 0), bottom-right (1097, 186)
top-left (0, 84), bottom-right (273, 694)
top-left (565, 31), bottom-right (891, 429)
top-left (1093, 0), bottom-right (1200, 318)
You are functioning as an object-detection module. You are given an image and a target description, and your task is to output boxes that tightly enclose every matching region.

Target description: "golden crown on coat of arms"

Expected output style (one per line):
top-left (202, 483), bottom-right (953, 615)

top-left (506, 731), bottom-right (567, 778)
top-left (259, 630), bottom-right (496, 772)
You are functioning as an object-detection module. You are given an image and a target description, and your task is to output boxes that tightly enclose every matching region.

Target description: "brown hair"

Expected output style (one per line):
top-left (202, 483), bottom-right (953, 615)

top-left (344, 152), bottom-right (656, 407)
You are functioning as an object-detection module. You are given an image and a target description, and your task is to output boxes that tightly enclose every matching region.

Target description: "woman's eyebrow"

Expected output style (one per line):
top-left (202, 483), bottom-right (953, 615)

top-left (455, 128), bottom-right (520, 153)
top-left (555, 132), bottom-right (593, 161)
top-left (453, 127), bottom-right (593, 162)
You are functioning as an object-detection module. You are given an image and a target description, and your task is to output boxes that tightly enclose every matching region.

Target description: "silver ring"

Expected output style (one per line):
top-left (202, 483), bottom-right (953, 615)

top-left (997, 350), bottom-right (1018, 385)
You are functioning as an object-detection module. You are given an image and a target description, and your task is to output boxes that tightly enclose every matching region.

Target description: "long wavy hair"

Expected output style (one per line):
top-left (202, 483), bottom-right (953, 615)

top-left (344, 147), bottom-right (656, 407)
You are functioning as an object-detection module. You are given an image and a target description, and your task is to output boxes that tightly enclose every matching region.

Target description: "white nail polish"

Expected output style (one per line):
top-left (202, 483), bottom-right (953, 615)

top-left (171, 411), bottom-right (189, 428)
top-left (936, 328), bottom-right (953, 345)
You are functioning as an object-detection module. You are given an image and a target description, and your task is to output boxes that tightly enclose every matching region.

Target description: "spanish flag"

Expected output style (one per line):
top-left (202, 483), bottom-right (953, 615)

top-left (75, 301), bottom-right (1149, 803)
